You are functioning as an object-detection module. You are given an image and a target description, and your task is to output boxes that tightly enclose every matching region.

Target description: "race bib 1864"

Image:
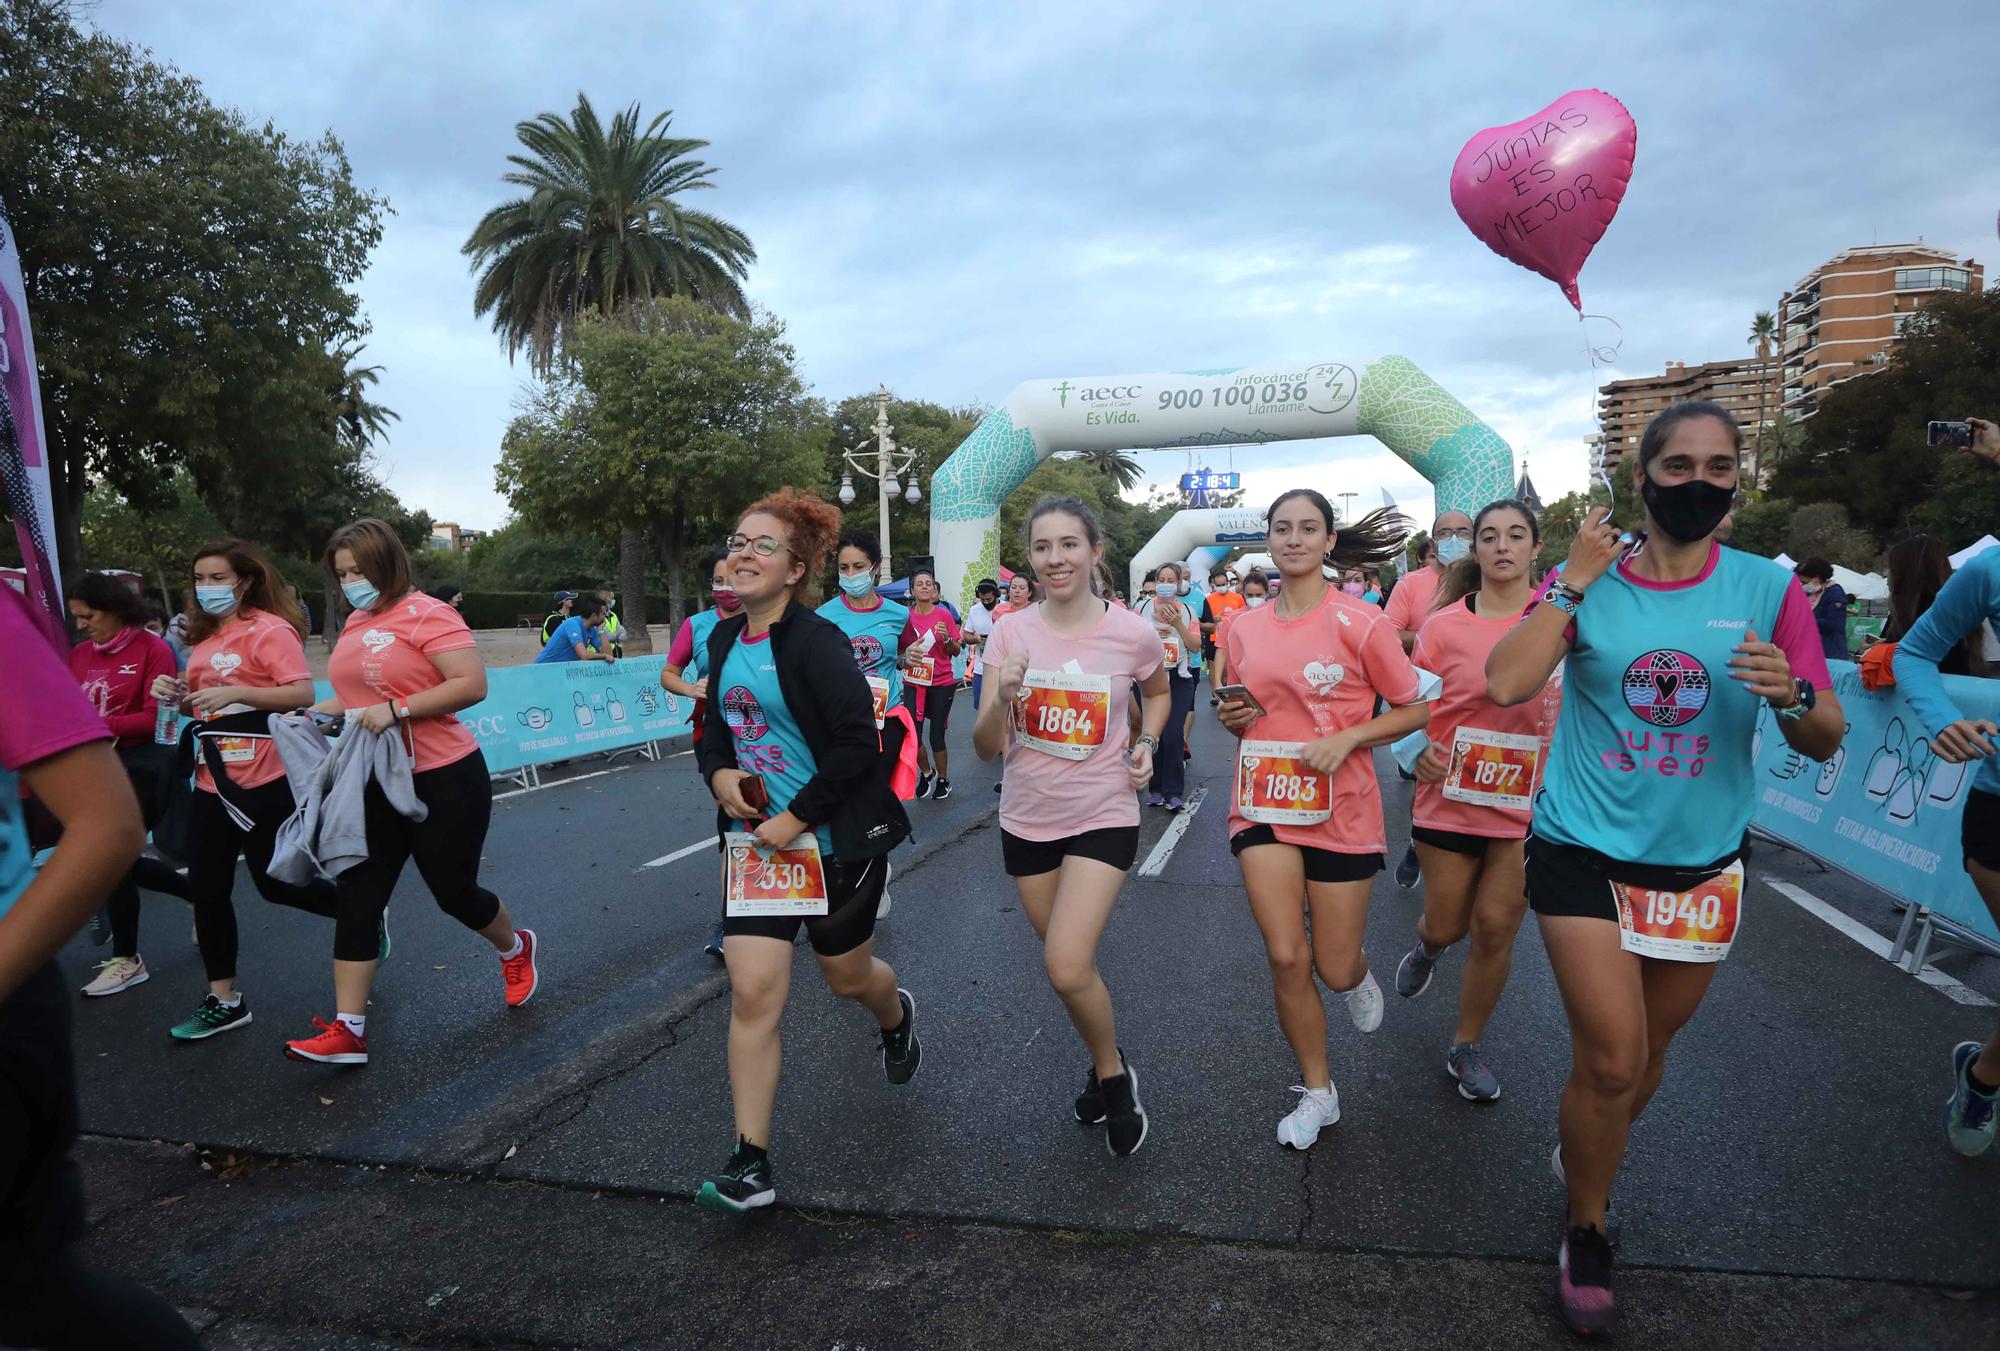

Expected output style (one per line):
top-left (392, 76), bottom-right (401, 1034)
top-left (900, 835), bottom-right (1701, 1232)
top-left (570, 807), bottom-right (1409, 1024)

top-left (1611, 861), bottom-right (1743, 963)
top-left (1235, 739), bottom-right (1332, 825)
top-left (724, 833), bottom-right (830, 918)
top-left (1013, 670), bottom-right (1112, 761)
top-left (1443, 726), bottom-right (1541, 812)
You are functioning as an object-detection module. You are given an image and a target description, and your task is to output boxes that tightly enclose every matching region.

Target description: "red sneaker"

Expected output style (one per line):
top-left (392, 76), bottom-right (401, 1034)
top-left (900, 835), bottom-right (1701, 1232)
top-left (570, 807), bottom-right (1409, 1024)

top-left (502, 928), bottom-right (540, 1008)
top-left (284, 1016), bottom-right (368, 1065)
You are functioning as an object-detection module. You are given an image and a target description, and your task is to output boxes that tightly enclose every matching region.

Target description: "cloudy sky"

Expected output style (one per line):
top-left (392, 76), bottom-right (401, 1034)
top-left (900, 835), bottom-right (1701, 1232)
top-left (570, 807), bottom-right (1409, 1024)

top-left (93, 0), bottom-right (1999, 531)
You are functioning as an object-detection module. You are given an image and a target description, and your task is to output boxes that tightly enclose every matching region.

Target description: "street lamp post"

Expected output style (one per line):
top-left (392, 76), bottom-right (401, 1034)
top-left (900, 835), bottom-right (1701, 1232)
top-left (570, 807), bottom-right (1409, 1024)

top-left (1337, 491), bottom-right (1358, 523)
top-left (837, 386), bottom-right (923, 583)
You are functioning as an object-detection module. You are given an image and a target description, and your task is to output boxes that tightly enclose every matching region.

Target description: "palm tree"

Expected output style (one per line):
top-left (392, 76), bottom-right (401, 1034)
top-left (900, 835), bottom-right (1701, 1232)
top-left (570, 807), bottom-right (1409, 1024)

top-left (462, 93), bottom-right (757, 375)
top-left (1067, 447), bottom-right (1144, 491)
top-left (331, 342), bottom-right (399, 451)
top-left (1748, 310), bottom-right (1778, 486)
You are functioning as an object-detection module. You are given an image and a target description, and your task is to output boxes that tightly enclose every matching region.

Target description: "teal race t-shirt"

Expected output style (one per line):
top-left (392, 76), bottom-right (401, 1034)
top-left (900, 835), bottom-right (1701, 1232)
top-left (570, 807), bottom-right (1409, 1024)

top-left (816, 594), bottom-right (909, 709)
top-left (717, 629), bottom-right (833, 854)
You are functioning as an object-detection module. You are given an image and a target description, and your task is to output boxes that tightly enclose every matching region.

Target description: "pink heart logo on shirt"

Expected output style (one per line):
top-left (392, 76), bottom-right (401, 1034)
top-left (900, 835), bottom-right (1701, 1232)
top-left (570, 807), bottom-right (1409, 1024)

top-left (362, 628), bottom-right (396, 655)
top-left (208, 651), bottom-right (243, 677)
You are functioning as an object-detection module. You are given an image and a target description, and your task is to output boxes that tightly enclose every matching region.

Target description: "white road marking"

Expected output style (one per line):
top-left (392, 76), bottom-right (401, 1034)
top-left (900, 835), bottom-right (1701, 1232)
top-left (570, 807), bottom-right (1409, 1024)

top-left (642, 837), bottom-right (719, 869)
top-left (1137, 786), bottom-right (1207, 878)
top-left (492, 767), bottom-right (628, 800)
top-left (1764, 878), bottom-right (1995, 1008)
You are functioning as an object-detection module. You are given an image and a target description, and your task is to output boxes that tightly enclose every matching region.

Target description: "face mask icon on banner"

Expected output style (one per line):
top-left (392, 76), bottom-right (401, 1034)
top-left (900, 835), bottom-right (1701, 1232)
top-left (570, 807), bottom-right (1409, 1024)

top-left (517, 706), bottom-right (552, 732)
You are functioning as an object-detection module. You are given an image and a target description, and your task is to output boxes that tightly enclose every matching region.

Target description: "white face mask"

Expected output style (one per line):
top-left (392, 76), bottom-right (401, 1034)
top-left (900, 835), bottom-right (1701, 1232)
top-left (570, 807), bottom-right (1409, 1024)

top-left (1246, 596), bottom-right (1267, 608)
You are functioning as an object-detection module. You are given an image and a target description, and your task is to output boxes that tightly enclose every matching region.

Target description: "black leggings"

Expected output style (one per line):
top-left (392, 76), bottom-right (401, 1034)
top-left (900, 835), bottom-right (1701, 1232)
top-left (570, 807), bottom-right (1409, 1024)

top-left (105, 758), bottom-right (190, 959)
top-left (187, 779), bottom-right (339, 983)
top-left (333, 750), bottom-right (504, 962)
top-left (0, 965), bottom-right (200, 1350)
top-left (1148, 672), bottom-right (1199, 797)
top-left (906, 682), bottom-right (955, 752)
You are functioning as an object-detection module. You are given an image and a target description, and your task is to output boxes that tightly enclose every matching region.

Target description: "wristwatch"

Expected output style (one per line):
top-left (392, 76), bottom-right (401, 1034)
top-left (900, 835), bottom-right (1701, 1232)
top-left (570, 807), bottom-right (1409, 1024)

top-left (1135, 733), bottom-right (1161, 753)
top-left (1774, 679), bottom-right (1816, 721)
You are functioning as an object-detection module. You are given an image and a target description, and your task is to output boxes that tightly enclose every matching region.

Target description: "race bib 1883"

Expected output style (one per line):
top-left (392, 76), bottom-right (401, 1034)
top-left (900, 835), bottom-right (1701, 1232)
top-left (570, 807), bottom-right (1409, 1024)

top-left (1443, 726), bottom-right (1541, 812)
top-left (1235, 739), bottom-right (1331, 825)
top-left (724, 833), bottom-right (830, 918)
top-left (1611, 861), bottom-right (1743, 963)
top-left (1013, 670), bottom-right (1112, 761)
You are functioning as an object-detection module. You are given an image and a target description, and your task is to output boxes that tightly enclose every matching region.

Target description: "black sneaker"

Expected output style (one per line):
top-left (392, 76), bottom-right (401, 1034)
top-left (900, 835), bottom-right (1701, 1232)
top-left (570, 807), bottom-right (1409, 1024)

top-left (914, 772), bottom-right (935, 800)
top-left (1101, 1055), bottom-right (1148, 1157)
top-left (696, 1141), bottom-right (775, 1214)
top-left (1555, 1224), bottom-right (1616, 1336)
top-left (169, 993), bottom-right (253, 1041)
top-left (881, 988), bottom-right (922, 1085)
top-left (1395, 844), bottom-right (1421, 890)
top-left (1551, 1144), bottom-right (1623, 1247)
top-left (931, 779), bottom-right (953, 802)
top-left (1074, 1065), bottom-right (1106, 1125)
top-left (702, 922), bottom-right (725, 961)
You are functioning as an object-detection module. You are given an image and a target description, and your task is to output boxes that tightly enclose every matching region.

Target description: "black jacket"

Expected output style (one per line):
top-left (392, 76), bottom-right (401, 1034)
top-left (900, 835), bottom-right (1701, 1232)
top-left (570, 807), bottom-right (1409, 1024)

top-left (695, 601), bottom-right (910, 861)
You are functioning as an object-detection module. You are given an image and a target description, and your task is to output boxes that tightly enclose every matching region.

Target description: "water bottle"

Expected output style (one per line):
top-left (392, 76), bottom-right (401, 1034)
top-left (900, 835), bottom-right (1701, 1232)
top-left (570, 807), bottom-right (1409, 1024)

top-left (154, 693), bottom-right (181, 746)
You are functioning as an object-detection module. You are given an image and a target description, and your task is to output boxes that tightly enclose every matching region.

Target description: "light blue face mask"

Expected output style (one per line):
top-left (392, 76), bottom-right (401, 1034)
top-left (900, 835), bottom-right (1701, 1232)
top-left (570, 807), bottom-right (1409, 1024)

top-left (342, 578), bottom-right (381, 610)
top-left (195, 585), bottom-right (238, 617)
top-left (1435, 536), bottom-right (1471, 565)
top-left (838, 571), bottom-right (874, 598)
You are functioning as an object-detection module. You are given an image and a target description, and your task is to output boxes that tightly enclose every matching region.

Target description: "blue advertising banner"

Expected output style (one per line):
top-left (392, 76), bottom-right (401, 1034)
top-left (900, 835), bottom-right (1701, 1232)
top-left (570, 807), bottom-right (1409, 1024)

top-left (1751, 661), bottom-right (1999, 942)
top-left (316, 655), bottom-right (690, 776)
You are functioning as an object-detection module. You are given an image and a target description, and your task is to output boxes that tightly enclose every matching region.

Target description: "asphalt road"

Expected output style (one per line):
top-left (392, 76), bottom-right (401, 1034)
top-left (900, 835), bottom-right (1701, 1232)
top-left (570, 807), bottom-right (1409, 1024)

top-left (57, 703), bottom-right (2000, 1347)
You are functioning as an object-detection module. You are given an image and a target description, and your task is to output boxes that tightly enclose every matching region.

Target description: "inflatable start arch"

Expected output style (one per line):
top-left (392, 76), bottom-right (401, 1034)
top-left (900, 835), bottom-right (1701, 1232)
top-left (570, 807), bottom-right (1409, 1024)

top-left (929, 357), bottom-right (1516, 609)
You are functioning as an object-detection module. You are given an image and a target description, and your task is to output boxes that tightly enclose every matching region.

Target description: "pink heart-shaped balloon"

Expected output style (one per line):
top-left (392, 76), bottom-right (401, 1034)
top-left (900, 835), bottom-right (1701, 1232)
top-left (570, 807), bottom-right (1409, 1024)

top-left (1449, 89), bottom-right (1637, 311)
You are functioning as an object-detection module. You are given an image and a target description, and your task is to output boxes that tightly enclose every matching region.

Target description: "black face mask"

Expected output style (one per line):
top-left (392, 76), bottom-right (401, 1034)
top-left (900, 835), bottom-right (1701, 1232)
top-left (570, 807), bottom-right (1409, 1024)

top-left (1640, 475), bottom-right (1735, 544)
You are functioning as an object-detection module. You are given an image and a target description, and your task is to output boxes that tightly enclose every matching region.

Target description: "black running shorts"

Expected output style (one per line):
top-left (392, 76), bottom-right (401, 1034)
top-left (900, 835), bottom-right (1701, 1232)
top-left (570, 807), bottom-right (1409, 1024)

top-left (1411, 825), bottom-right (1519, 857)
top-left (1524, 831), bottom-right (1748, 922)
top-left (723, 854), bottom-right (889, 957)
top-left (1964, 788), bottom-right (2000, 874)
top-left (1229, 826), bottom-right (1383, 883)
top-left (1001, 826), bottom-right (1140, 878)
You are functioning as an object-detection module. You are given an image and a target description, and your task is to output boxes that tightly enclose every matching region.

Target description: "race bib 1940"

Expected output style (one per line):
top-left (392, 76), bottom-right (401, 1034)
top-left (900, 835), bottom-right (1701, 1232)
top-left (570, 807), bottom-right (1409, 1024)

top-left (1611, 860), bottom-right (1743, 963)
top-left (1012, 670), bottom-right (1112, 761)
top-left (1235, 739), bottom-right (1332, 825)
top-left (1443, 726), bottom-right (1542, 812)
top-left (724, 833), bottom-right (830, 918)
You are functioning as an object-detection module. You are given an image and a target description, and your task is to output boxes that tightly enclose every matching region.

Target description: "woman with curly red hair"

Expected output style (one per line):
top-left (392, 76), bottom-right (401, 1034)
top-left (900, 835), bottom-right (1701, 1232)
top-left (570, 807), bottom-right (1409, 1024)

top-left (692, 489), bottom-right (919, 1213)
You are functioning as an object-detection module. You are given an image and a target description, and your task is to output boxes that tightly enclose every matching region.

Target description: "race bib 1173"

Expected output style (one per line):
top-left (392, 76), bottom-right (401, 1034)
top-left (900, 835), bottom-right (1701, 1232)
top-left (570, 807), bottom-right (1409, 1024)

top-left (1611, 861), bottom-right (1743, 963)
top-left (1235, 739), bottom-right (1331, 825)
top-left (1013, 670), bottom-right (1112, 761)
top-left (1443, 726), bottom-right (1542, 812)
top-left (724, 833), bottom-right (830, 918)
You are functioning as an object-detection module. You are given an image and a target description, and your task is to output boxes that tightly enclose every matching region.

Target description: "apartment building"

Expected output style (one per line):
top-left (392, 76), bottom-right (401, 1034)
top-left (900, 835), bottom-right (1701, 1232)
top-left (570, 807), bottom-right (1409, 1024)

top-left (1779, 243), bottom-right (1984, 419)
top-left (428, 521), bottom-right (484, 553)
top-left (1595, 356), bottom-right (1780, 475)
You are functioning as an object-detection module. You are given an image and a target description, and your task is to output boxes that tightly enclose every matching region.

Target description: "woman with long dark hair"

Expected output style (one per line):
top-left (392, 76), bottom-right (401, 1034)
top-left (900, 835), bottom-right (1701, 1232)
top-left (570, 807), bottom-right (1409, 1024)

top-left (152, 540), bottom-right (340, 1042)
top-left (1392, 501), bottom-right (1562, 1103)
top-left (695, 490), bottom-right (917, 1211)
top-left (1217, 495), bottom-right (1425, 1152)
top-left (1880, 534), bottom-right (1988, 677)
top-left (65, 574), bottom-right (185, 996)
top-left (284, 520), bottom-right (541, 1066)
top-left (1487, 400), bottom-right (1843, 1335)
top-left (974, 496), bottom-right (1170, 1157)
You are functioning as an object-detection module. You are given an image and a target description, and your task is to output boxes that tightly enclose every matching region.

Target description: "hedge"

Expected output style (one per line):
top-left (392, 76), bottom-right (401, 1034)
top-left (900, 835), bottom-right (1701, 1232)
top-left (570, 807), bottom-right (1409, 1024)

top-left (455, 591), bottom-right (680, 631)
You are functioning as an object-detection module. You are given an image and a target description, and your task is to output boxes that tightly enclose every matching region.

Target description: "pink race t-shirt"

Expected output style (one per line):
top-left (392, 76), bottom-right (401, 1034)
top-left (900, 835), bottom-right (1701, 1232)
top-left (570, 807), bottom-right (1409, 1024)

top-left (188, 609), bottom-right (311, 793)
top-left (1223, 587), bottom-right (1422, 854)
top-left (900, 606), bottom-right (962, 686)
top-left (1384, 564), bottom-right (1445, 637)
top-left (328, 592), bottom-right (481, 772)
top-left (1410, 594), bottom-right (1564, 839)
top-left (983, 601), bottom-right (1164, 843)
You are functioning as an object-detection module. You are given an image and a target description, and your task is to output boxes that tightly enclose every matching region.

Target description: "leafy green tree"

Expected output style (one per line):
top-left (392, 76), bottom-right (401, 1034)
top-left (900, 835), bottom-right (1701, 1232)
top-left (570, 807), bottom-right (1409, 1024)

top-left (1768, 290), bottom-right (2000, 550)
top-left (463, 93), bottom-right (754, 376)
top-left (0, 1), bottom-right (391, 573)
top-left (464, 523), bottom-right (613, 593)
top-left (1784, 502), bottom-right (1878, 571)
top-left (496, 300), bottom-right (824, 643)
top-left (1727, 495), bottom-right (1794, 559)
top-left (1065, 447), bottom-right (1145, 492)
top-left (1747, 310), bottom-right (1778, 483)
top-left (79, 473), bottom-right (228, 609)
top-left (821, 393), bottom-right (982, 575)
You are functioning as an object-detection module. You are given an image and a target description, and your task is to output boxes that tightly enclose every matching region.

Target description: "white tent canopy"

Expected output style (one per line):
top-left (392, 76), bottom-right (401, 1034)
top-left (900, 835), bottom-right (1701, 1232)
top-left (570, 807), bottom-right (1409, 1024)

top-left (1951, 534), bottom-right (1998, 570)
top-left (1831, 564), bottom-right (1888, 602)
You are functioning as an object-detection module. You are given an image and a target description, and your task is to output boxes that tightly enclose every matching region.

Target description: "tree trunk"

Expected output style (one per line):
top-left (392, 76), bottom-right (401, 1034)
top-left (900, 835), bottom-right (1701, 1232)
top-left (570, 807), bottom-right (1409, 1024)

top-left (323, 580), bottom-right (344, 649)
top-left (662, 507), bottom-right (687, 631)
top-left (618, 524), bottom-right (653, 654)
top-left (48, 423), bottom-right (86, 579)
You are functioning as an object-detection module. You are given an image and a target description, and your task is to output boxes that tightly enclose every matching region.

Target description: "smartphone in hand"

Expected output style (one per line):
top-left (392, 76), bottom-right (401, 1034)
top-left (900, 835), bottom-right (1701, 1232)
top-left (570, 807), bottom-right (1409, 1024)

top-left (739, 774), bottom-right (770, 814)
top-left (1928, 420), bottom-right (1974, 449)
top-left (1214, 684), bottom-right (1268, 716)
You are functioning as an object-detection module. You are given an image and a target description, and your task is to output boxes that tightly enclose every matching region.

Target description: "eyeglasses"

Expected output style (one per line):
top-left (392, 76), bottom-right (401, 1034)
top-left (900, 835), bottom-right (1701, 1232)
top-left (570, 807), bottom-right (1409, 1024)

top-left (723, 533), bottom-right (792, 559)
top-left (1433, 526), bottom-right (1473, 541)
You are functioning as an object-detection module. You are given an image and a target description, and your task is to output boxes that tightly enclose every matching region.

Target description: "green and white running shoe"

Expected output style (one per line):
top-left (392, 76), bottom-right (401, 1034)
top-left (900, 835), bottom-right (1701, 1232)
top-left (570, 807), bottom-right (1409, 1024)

top-left (169, 994), bottom-right (252, 1041)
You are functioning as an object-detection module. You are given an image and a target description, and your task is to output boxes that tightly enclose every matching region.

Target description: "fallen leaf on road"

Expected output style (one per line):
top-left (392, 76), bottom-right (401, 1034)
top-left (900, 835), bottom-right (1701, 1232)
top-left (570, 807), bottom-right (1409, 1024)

top-left (433, 965), bottom-right (446, 971)
top-left (425, 1285), bottom-right (460, 1308)
top-left (504, 1144), bottom-right (518, 1160)
top-left (319, 1097), bottom-right (334, 1106)
top-left (156, 1194), bottom-right (186, 1206)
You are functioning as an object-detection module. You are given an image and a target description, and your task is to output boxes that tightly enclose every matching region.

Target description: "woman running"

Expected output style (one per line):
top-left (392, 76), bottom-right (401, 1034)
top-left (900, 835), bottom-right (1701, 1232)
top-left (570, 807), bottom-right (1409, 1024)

top-left (695, 489), bottom-right (918, 1212)
top-left (1218, 492), bottom-right (1424, 1151)
top-left (901, 568), bottom-right (963, 800)
top-left (284, 520), bottom-right (541, 1066)
top-left (1208, 570), bottom-right (1267, 689)
top-left (65, 573), bottom-right (187, 997)
top-left (1393, 500), bottom-right (1562, 1103)
top-left (666, 548), bottom-right (743, 960)
top-left (1893, 414), bottom-right (2000, 1158)
top-left (1144, 561), bottom-right (1201, 812)
top-left (154, 540), bottom-right (341, 1043)
top-left (974, 496), bottom-right (1169, 1157)
top-left (1486, 401), bottom-right (1841, 1336)
top-left (818, 530), bottom-right (910, 735)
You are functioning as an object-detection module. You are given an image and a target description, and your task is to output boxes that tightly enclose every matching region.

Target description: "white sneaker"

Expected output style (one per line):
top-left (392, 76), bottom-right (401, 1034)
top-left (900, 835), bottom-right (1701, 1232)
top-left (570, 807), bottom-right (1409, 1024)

top-left (1342, 969), bottom-right (1384, 1033)
top-left (82, 955), bottom-right (148, 997)
top-left (1276, 1084), bottom-right (1341, 1149)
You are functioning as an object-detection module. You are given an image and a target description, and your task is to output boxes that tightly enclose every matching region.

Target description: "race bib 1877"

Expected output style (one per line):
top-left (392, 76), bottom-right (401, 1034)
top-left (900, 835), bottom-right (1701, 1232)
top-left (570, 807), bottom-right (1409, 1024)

top-left (1443, 726), bottom-right (1541, 812)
